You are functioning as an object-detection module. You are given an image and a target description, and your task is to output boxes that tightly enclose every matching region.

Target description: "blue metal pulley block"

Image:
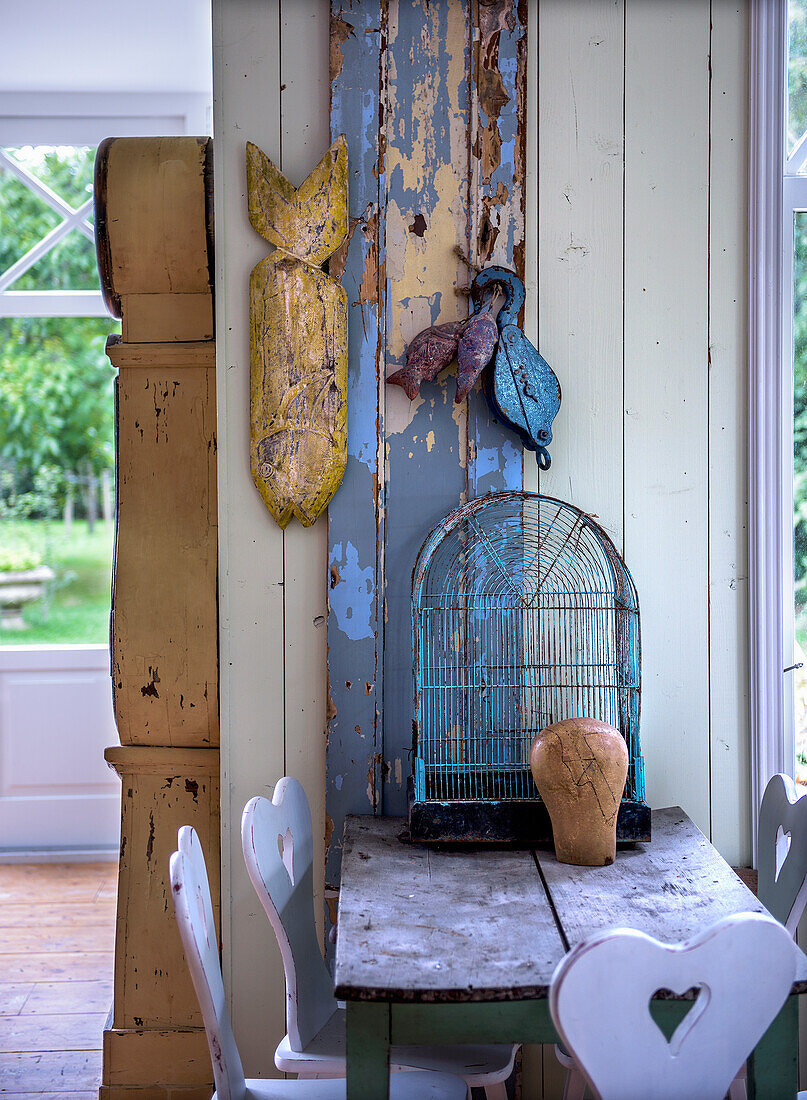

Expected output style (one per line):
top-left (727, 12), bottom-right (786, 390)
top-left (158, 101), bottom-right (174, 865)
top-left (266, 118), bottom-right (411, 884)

top-left (471, 266), bottom-right (562, 470)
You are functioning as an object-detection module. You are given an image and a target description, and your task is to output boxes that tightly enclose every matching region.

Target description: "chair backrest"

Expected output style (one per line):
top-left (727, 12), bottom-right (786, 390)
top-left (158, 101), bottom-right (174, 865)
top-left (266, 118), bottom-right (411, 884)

top-left (179, 824), bottom-right (217, 938)
top-left (758, 772), bottom-right (807, 935)
top-left (549, 912), bottom-right (795, 1100)
top-left (241, 779), bottom-right (336, 1050)
top-left (170, 831), bottom-right (246, 1100)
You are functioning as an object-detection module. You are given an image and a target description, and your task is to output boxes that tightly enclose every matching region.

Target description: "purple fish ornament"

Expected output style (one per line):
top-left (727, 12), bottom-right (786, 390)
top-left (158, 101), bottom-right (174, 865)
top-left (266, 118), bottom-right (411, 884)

top-left (455, 311), bottom-right (498, 402)
top-left (387, 319), bottom-right (465, 401)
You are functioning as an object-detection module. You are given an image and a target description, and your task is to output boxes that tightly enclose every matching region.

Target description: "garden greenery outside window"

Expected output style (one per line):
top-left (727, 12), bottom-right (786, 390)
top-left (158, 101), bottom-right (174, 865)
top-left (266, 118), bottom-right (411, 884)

top-left (0, 145), bottom-right (117, 643)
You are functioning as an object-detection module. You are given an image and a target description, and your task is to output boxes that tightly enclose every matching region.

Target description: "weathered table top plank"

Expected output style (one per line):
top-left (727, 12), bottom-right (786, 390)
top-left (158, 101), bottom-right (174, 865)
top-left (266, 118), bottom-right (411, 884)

top-left (334, 816), bottom-right (565, 1002)
top-left (336, 808), bottom-right (807, 1003)
top-left (538, 806), bottom-right (807, 994)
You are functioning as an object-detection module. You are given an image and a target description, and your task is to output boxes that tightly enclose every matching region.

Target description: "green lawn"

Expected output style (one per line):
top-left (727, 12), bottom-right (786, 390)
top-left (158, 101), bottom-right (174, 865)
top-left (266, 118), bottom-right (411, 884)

top-left (0, 519), bottom-right (113, 645)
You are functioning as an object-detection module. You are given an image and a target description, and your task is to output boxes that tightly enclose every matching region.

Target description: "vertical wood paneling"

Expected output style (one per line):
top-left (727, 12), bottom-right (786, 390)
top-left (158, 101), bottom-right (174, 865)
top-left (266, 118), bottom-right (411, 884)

top-left (523, 0), bottom-right (539, 437)
top-left (466, 0), bottom-right (529, 499)
top-left (383, 0), bottom-right (473, 817)
top-left (327, 0), bottom-right (528, 861)
top-left (708, 0), bottom-right (751, 867)
top-left (530, 6), bottom-right (624, 1093)
top-left (279, 0), bottom-right (331, 951)
top-left (213, 0), bottom-right (287, 1074)
top-left (537, 0), bottom-right (624, 547)
top-left (521, 5), bottom-right (541, 1087)
top-left (326, 0), bottom-right (386, 890)
top-left (215, 1), bottom-right (752, 1090)
top-left (623, 0), bottom-right (712, 834)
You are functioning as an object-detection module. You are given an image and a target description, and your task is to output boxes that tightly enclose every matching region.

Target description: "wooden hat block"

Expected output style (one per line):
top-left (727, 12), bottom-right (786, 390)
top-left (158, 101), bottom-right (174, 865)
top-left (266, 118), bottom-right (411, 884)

top-left (96, 137), bottom-right (219, 1100)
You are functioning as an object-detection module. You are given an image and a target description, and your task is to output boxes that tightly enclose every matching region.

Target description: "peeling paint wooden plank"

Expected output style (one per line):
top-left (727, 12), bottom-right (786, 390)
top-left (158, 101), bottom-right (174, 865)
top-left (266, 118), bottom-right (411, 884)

top-left (327, 1), bottom-right (386, 888)
top-left (383, 0), bottom-right (474, 816)
top-left (327, 0), bottom-right (529, 871)
top-left (467, 0), bottom-right (528, 498)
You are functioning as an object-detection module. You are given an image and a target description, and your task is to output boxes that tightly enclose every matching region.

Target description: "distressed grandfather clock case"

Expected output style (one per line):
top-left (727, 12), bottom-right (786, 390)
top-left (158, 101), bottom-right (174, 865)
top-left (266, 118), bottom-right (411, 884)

top-left (95, 136), bottom-right (219, 1100)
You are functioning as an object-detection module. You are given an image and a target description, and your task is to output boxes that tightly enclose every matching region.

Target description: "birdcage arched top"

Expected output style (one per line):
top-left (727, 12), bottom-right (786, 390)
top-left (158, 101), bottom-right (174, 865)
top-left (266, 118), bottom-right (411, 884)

top-left (412, 491), bottom-right (638, 613)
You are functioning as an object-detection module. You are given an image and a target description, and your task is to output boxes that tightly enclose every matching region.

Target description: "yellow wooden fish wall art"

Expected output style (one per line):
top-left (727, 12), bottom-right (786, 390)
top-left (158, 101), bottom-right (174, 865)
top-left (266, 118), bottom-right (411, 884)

top-left (246, 137), bottom-right (348, 528)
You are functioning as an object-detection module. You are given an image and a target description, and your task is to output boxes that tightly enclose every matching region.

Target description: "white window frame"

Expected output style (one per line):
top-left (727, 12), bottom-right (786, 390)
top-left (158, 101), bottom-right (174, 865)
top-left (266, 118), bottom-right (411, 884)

top-left (748, 0), bottom-right (807, 862)
top-left (0, 91), bottom-right (210, 318)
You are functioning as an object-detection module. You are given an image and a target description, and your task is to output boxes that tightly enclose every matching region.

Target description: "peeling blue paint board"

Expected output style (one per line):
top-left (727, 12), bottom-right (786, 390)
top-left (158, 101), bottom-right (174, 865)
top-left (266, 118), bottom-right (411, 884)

top-left (468, 0), bottom-right (528, 497)
top-left (381, 0), bottom-right (526, 816)
top-left (326, 0), bottom-right (386, 887)
top-left (381, 0), bottom-right (473, 818)
top-left (327, 0), bottom-right (530, 848)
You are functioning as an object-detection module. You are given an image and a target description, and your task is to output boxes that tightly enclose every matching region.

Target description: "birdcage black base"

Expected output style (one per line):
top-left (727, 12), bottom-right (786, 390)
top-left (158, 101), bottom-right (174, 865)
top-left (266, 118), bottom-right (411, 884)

top-left (407, 777), bottom-right (651, 845)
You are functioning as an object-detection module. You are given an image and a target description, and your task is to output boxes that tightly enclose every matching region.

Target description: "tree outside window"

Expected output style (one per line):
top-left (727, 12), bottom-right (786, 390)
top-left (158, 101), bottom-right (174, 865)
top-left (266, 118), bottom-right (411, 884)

top-left (0, 145), bottom-right (118, 642)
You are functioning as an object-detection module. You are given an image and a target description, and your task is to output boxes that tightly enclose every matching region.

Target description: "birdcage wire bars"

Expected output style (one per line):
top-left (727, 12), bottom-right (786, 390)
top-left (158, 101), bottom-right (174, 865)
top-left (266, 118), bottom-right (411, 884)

top-left (409, 491), bottom-right (647, 842)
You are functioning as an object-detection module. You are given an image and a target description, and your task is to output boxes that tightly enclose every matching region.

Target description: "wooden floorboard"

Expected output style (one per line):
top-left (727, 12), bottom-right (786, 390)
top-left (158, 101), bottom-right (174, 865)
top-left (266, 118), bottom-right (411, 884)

top-left (0, 1016), bottom-right (108, 1055)
top-left (0, 1094), bottom-right (96, 1100)
top-left (0, 953), bottom-right (115, 984)
top-left (0, 1051), bottom-right (103, 1091)
top-left (18, 982), bottom-right (113, 1017)
top-left (0, 864), bottom-right (115, 1094)
top-left (0, 986), bottom-right (33, 1016)
top-left (0, 929), bottom-right (115, 955)
top-left (0, 903), bottom-right (117, 929)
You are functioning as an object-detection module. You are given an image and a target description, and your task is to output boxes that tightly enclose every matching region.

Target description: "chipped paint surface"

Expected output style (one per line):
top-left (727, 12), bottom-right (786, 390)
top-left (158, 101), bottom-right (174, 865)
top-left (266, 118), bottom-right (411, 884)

top-left (382, 0), bottom-right (473, 815)
top-left (326, 3), bottom-right (386, 913)
top-left (467, 0), bottom-right (528, 498)
top-left (328, 540), bottom-right (375, 641)
top-left (326, 0), bottom-right (528, 902)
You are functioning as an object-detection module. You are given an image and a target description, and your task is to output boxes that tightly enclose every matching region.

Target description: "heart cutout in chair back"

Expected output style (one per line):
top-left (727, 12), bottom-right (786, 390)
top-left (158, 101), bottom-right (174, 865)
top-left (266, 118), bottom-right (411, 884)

top-left (550, 914), bottom-right (795, 1100)
top-left (758, 774), bottom-right (807, 932)
top-left (649, 985), bottom-right (708, 1055)
top-left (775, 824), bottom-right (792, 882)
top-left (277, 827), bottom-right (295, 885)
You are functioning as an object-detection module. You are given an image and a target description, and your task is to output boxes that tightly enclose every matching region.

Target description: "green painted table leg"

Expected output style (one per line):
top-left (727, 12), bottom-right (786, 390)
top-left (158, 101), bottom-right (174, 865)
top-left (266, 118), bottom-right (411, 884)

top-left (346, 1001), bottom-right (391, 1100)
top-left (748, 994), bottom-right (799, 1099)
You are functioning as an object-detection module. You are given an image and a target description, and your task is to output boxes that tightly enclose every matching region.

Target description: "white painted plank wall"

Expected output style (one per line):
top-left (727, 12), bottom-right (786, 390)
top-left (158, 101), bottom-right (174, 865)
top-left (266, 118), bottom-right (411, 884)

top-left (709, 1), bottom-right (751, 865)
top-left (214, 0), bottom-right (751, 1092)
top-left (213, 0), bottom-right (330, 1075)
top-left (537, 0), bottom-right (625, 546)
top-left (535, 0), bottom-right (749, 865)
top-left (624, 0), bottom-right (712, 838)
top-left (527, 3), bottom-right (750, 1093)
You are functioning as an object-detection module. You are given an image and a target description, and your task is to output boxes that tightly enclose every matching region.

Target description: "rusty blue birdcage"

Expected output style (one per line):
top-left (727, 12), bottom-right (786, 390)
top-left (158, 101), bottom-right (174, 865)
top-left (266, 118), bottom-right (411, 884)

top-left (408, 490), bottom-right (650, 844)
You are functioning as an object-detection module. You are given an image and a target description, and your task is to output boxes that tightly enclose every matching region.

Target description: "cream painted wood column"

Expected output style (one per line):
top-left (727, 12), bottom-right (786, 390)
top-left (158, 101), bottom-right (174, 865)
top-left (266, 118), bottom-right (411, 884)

top-left (95, 137), bottom-right (219, 1100)
top-left (213, 0), bottom-right (330, 1074)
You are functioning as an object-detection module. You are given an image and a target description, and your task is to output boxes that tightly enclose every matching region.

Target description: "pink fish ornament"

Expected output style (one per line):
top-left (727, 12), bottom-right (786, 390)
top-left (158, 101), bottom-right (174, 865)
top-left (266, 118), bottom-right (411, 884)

top-left (386, 319), bottom-right (465, 401)
top-left (455, 310), bottom-right (498, 402)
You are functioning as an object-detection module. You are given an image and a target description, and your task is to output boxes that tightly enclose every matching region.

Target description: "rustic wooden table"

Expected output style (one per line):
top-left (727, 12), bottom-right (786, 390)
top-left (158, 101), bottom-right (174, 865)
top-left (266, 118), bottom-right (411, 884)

top-left (335, 806), bottom-right (807, 1099)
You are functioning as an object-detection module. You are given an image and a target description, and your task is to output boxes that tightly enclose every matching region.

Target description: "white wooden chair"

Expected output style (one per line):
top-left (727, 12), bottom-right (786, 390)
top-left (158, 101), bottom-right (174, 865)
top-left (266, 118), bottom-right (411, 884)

top-left (757, 772), bottom-right (807, 934)
top-left (169, 827), bottom-right (467, 1100)
top-left (549, 912), bottom-right (795, 1100)
top-left (559, 771), bottom-right (807, 1100)
top-left (241, 779), bottom-right (517, 1097)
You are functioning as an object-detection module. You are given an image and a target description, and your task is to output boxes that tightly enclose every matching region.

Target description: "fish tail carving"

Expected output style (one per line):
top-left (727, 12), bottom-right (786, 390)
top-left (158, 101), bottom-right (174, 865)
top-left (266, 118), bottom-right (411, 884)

top-left (246, 137), bottom-right (348, 265)
top-left (248, 137), bottom-right (349, 528)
